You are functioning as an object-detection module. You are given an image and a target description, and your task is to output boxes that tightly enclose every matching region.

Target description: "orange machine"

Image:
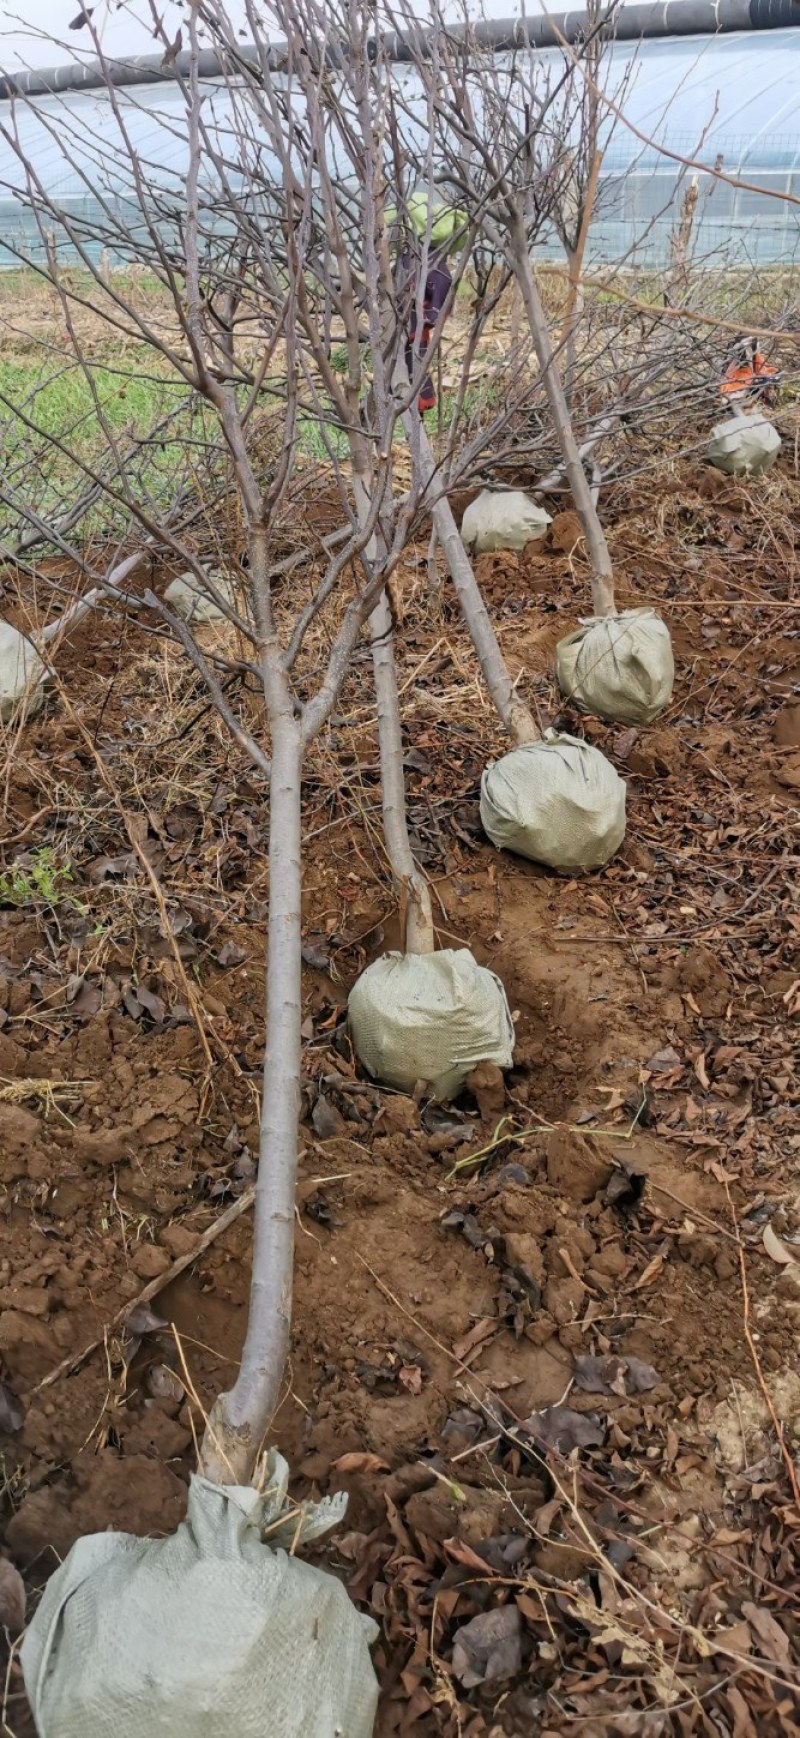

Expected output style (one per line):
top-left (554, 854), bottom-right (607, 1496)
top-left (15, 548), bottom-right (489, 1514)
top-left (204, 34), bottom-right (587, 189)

top-left (719, 338), bottom-right (779, 405)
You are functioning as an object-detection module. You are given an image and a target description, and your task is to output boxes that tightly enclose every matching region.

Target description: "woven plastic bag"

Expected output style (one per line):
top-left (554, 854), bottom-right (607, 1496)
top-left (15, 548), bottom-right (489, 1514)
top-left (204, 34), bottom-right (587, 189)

top-left (480, 733), bottom-right (626, 872)
top-left (164, 572), bottom-right (240, 624)
top-left (349, 947), bottom-right (514, 1101)
top-left (0, 622), bottom-right (45, 723)
top-left (22, 1456), bottom-right (379, 1738)
top-left (461, 490), bottom-right (551, 553)
top-left (556, 608), bottom-right (674, 726)
top-left (707, 413), bottom-right (781, 476)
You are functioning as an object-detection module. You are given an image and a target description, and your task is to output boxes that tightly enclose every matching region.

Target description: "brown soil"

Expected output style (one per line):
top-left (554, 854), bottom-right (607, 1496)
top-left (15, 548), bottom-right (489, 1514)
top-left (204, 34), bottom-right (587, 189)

top-left (0, 445), bottom-right (798, 1734)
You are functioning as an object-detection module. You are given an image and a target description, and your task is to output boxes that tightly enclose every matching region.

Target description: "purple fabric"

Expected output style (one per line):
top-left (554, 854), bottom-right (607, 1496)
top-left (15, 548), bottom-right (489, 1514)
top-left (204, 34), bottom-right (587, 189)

top-left (400, 250), bottom-right (453, 408)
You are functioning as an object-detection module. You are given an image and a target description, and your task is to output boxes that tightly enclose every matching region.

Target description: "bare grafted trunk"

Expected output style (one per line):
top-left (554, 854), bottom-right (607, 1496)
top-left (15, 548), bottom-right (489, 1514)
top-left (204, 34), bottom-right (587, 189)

top-left (200, 708), bottom-right (303, 1484)
top-left (410, 416), bottom-right (540, 749)
top-left (508, 225), bottom-right (616, 620)
top-left (369, 588), bottom-right (435, 955)
top-left (560, 150), bottom-right (602, 403)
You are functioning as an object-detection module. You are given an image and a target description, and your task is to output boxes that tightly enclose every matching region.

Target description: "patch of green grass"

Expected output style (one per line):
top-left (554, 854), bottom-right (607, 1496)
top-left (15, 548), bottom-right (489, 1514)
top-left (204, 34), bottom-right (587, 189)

top-left (0, 351), bottom-right (214, 538)
top-left (297, 408), bottom-right (352, 461)
top-left (0, 847), bottom-right (78, 909)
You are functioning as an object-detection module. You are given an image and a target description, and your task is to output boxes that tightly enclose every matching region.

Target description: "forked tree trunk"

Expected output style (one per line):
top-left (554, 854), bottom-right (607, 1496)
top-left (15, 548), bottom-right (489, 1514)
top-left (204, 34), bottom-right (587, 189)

top-left (200, 706), bottom-right (303, 1484)
top-left (369, 588), bottom-right (435, 955)
top-left (508, 223), bottom-right (616, 620)
top-left (409, 415), bottom-right (540, 749)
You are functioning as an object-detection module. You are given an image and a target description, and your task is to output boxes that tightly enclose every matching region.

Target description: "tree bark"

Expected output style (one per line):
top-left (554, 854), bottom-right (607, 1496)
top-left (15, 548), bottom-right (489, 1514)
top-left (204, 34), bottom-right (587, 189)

top-left (200, 709), bottom-right (303, 1484)
top-left (409, 416), bottom-right (539, 748)
top-left (509, 225), bottom-right (616, 619)
top-left (369, 587), bottom-right (435, 955)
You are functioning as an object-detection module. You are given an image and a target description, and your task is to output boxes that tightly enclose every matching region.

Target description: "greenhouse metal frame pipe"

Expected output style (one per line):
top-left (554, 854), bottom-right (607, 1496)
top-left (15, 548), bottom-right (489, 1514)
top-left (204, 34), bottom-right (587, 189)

top-left (0, 0), bottom-right (798, 99)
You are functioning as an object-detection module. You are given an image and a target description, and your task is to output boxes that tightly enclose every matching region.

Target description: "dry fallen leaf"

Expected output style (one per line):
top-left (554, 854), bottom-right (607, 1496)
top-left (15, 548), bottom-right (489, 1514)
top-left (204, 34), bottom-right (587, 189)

top-left (632, 1252), bottom-right (664, 1290)
top-left (451, 1605), bottom-right (522, 1689)
top-left (398, 1363), bottom-right (423, 1394)
top-left (523, 1405), bottom-right (605, 1453)
top-left (453, 1317), bottom-right (497, 1364)
top-left (762, 1222), bottom-right (798, 1266)
top-left (332, 1451), bottom-right (390, 1475)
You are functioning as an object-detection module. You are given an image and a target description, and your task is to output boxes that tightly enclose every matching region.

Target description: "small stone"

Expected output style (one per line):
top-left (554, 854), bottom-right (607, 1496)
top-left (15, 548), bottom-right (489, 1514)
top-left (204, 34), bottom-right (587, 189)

top-left (130, 1244), bottom-right (172, 1281)
top-left (377, 1095), bottom-right (417, 1135)
top-left (465, 1061), bottom-right (506, 1122)
top-left (589, 1244), bottom-right (628, 1279)
top-left (159, 1223), bottom-right (199, 1259)
top-left (503, 1232), bottom-right (544, 1295)
top-left (0, 1286), bottom-right (49, 1318)
top-left (78, 1127), bottom-right (136, 1167)
top-left (543, 1277), bottom-right (583, 1326)
top-left (546, 1127), bottom-right (613, 1203)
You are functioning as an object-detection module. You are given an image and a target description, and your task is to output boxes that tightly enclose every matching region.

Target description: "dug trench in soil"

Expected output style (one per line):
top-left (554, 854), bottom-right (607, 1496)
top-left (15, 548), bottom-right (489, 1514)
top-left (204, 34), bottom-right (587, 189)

top-left (0, 451), bottom-right (798, 1735)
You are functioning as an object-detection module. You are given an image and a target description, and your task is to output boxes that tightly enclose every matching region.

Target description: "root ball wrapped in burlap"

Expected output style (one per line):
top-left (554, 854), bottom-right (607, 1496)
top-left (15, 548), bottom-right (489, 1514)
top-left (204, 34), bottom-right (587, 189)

top-left (461, 490), bottom-right (551, 553)
top-left (0, 623), bottom-right (45, 723)
top-left (348, 947), bottom-right (514, 1101)
top-left (480, 734), bottom-right (626, 872)
top-left (707, 413), bottom-right (781, 476)
top-left (164, 571), bottom-right (241, 624)
top-left (22, 1459), bottom-right (379, 1738)
top-left (556, 609), bottom-right (674, 726)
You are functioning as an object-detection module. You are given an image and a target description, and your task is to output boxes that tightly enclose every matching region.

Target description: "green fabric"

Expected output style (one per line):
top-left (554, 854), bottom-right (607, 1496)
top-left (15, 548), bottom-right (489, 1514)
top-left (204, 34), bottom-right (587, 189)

top-left (349, 947), bottom-right (514, 1100)
top-left (556, 609), bottom-right (674, 727)
top-left (707, 412), bottom-right (781, 475)
top-left (22, 1458), bottom-right (379, 1738)
top-left (461, 489), bottom-right (551, 552)
top-left (386, 189), bottom-right (466, 248)
top-left (480, 734), bottom-right (626, 872)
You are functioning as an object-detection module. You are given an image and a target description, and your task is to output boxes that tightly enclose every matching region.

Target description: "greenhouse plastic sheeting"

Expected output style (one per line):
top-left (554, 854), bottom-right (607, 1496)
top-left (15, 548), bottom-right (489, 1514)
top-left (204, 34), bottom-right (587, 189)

top-left (22, 1459), bottom-right (379, 1738)
top-left (480, 734), bottom-right (626, 872)
top-left (707, 413), bottom-right (781, 475)
top-left (349, 947), bottom-right (514, 1100)
top-left (556, 609), bottom-right (674, 725)
top-left (461, 490), bottom-right (551, 552)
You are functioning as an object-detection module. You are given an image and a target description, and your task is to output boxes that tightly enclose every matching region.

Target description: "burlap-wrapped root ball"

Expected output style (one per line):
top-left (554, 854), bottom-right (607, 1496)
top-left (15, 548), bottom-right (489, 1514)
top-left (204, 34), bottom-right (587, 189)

top-left (480, 733), bottom-right (626, 873)
top-left (556, 608), bottom-right (674, 726)
top-left (164, 571), bottom-right (242, 624)
top-left (22, 1461), bottom-right (379, 1738)
top-left (707, 413), bottom-right (781, 477)
top-left (461, 489), bottom-right (551, 553)
top-left (0, 622), bottom-right (45, 723)
top-left (348, 947), bottom-right (514, 1101)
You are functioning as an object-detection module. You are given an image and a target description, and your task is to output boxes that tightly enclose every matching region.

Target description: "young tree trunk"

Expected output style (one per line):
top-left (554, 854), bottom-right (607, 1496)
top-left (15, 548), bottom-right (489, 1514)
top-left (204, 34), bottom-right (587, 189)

top-left (426, 523), bottom-right (442, 614)
top-left (369, 587), bottom-right (435, 955)
top-left (560, 150), bottom-right (602, 402)
top-left (410, 415), bottom-right (540, 749)
top-left (200, 708), bottom-right (303, 1484)
top-left (509, 224), bottom-right (616, 619)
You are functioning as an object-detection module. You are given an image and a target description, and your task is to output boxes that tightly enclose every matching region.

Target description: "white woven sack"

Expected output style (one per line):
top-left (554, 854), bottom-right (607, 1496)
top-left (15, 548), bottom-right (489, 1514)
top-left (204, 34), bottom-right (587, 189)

top-left (707, 413), bottom-right (781, 476)
top-left (556, 608), bottom-right (674, 726)
top-left (480, 733), bottom-right (626, 872)
top-left (0, 622), bottom-right (45, 723)
top-left (164, 572), bottom-right (240, 624)
top-left (349, 947), bottom-right (514, 1101)
top-left (22, 1458), bottom-right (379, 1738)
top-left (461, 490), bottom-right (551, 553)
